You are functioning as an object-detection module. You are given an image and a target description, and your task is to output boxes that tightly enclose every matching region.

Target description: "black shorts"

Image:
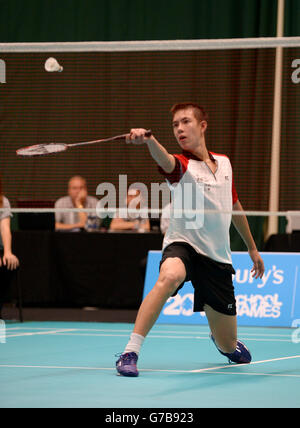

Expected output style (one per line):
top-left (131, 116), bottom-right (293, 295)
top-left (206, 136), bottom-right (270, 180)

top-left (160, 242), bottom-right (236, 316)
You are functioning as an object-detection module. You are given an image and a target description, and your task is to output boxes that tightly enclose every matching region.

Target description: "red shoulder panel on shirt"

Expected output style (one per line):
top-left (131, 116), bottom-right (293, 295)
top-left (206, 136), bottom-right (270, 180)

top-left (158, 153), bottom-right (189, 184)
top-left (232, 175), bottom-right (239, 205)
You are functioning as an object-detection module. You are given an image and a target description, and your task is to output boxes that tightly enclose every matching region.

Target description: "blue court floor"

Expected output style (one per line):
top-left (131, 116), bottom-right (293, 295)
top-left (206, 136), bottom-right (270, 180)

top-left (0, 321), bottom-right (300, 408)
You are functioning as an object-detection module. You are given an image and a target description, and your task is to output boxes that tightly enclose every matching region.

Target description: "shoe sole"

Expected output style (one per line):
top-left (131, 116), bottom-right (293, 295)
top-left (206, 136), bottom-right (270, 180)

top-left (117, 370), bottom-right (139, 377)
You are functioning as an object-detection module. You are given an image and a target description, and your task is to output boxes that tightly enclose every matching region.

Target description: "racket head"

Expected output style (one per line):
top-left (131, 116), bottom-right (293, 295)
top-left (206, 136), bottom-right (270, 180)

top-left (16, 143), bottom-right (68, 157)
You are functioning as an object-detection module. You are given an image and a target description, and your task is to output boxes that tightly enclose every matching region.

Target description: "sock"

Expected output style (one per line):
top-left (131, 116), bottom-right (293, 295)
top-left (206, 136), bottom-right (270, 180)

top-left (124, 333), bottom-right (145, 355)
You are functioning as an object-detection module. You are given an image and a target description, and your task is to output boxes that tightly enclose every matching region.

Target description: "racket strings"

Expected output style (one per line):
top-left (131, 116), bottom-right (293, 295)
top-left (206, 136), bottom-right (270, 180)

top-left (17, 143), bottom-right (67, 156)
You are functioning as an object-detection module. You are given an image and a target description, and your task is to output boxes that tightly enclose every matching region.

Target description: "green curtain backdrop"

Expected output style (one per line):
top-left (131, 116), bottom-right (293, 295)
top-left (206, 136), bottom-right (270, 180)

top-left (0, 0), bottom-right (277, 42)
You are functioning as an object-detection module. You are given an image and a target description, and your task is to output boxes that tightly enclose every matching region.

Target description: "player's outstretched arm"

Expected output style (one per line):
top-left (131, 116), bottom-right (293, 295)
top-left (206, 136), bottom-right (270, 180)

top-left (126, 128), bottom-right (175, 173)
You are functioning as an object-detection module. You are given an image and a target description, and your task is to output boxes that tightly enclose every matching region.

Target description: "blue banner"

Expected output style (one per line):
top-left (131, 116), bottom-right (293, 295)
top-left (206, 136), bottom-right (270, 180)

top-left (143, 251), bottom-right (300, 327)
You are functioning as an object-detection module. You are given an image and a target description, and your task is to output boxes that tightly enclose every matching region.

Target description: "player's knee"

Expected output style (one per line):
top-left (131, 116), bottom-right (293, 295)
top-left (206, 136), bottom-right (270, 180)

top-left (156, 270), bottom-right (184, 296)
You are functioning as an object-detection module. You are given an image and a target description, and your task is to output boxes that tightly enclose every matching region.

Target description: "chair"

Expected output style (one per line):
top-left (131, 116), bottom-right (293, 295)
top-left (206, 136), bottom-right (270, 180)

top-left (17, 199), bottom-right (55, 231)
top-left (15, 267), bottom-right (23, 322)
top-left (286, 211), bottom-right (300, 233)
top-left (0, 266), bottom-right (23, 322)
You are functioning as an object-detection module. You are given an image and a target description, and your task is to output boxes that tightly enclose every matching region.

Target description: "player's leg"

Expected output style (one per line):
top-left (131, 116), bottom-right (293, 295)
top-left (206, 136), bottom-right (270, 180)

top-left (116, 257), bottom-right (186, 376)
top-left (133, 257), bottom-right (186, 337)
top-left (204, 304), bottom-right (237, 353)
top-left (205, 304), bottom-right (251, 364)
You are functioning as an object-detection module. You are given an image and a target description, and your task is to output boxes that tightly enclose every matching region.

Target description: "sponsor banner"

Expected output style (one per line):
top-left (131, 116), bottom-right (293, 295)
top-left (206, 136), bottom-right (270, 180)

top-left (143, 251), bottom-right (300, 327)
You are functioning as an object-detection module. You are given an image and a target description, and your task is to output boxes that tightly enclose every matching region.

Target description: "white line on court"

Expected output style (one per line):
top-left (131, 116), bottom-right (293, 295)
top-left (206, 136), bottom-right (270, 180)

top-left (0, 355), bottom-right (299, 377)
top-left (4, 331), bottom-right (295, 342)
top-left (5, 329), bottom-right (77, 338)
top-left (5, 327), bottom-right (295, 338)
top-left (4, 327), bottom-right (297, 342)
top-left (51, 333), bottom-right (293, 342)
top-left (189, 355), bottom-right (300, 373)
top-left (202, 371), bottom-right (300, 378)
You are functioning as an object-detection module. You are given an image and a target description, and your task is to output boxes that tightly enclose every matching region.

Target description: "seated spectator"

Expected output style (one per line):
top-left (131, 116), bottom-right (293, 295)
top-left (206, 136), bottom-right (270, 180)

top-left (55, 175), bottom-right (101, 231)
top-left (0, 184), bottom-right (19, 318)
top-left (109, 188), bottom-right (150, 232)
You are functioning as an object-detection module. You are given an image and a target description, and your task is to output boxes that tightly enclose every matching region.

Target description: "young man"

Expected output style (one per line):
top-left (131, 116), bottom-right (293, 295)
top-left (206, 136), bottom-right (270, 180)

top-left (116, 103), bottom-right (265, 377)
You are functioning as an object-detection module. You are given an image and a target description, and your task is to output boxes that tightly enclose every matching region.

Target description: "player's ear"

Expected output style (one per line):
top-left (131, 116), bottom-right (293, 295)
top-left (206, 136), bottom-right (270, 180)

top-left (201, 120), bottom-right (208, 132)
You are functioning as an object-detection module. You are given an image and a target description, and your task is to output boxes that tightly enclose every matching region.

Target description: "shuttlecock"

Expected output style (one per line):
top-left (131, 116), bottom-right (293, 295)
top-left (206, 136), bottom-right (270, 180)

top-left (44, 57), bottom-right (63, 72)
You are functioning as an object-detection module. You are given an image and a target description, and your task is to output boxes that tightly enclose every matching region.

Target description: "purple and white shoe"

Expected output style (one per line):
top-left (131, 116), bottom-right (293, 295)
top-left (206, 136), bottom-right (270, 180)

top-left (210, 334), bottom-right (252, 364)
top-left (116, 352), bottom-right (139, 377)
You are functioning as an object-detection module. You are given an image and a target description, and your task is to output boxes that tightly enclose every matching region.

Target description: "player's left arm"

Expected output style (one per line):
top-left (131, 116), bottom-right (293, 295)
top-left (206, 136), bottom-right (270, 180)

top-left (232, 200), bottom-right (265, 279)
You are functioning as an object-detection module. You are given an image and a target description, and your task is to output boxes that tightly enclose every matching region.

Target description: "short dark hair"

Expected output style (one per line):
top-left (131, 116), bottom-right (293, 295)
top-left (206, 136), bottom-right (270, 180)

top-left (170, 102), bottom-right (208, 123)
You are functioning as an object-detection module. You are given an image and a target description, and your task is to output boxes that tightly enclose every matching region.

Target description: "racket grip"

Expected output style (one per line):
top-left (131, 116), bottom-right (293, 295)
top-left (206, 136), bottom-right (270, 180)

top-left (145, 130), bottom-right (152, 138)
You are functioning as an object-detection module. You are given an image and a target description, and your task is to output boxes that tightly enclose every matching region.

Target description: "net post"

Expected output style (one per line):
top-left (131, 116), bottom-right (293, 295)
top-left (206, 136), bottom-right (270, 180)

top-left (267, 0), bottom-right (285, 239)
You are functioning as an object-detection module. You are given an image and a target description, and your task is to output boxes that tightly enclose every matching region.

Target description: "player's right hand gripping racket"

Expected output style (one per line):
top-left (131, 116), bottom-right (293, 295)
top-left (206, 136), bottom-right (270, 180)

top-left (16, 130), bottom-right (152, 157)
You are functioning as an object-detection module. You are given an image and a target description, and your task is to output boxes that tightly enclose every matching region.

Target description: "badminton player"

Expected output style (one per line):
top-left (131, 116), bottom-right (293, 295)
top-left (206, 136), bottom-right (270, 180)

top-left (116, 102), bottom-right (265, 376)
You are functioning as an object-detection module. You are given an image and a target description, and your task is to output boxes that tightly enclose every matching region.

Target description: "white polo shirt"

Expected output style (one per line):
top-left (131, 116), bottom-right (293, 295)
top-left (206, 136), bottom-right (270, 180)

top-left (159, 151), bottom-right (238, 264)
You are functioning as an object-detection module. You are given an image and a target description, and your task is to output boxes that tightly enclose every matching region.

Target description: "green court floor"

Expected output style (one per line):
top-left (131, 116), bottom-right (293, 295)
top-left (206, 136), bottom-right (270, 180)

top-left (0, 321), bottom-right (300, 408)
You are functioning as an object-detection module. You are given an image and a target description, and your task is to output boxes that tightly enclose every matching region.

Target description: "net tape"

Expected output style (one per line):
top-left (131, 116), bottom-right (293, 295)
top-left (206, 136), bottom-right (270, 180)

top-left (1, 37), bottom-right (300, 52)
top-left (1, 208), bottom-right (300, 217)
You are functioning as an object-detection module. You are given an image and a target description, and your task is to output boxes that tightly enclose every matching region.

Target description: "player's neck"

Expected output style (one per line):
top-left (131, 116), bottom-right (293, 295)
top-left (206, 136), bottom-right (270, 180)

top-left (190, 138), bottom-right (210, 162)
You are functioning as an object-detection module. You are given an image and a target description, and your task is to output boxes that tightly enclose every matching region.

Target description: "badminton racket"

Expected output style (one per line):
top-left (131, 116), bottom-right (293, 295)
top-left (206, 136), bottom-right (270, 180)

top-left (16, 130), bottom-right (152, 157)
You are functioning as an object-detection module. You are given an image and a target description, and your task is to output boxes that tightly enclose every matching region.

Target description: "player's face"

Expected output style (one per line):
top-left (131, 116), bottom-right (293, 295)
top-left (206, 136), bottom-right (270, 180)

top-left (172, 108), bottom-right (206, 150)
